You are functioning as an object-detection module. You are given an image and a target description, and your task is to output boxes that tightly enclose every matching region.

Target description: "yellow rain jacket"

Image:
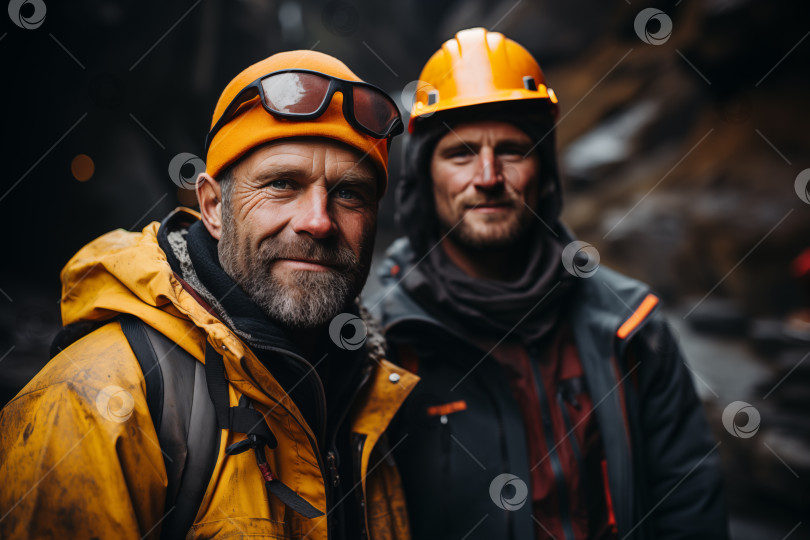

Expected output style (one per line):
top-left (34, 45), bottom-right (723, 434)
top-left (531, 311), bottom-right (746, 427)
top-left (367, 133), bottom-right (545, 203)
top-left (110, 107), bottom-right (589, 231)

top-left (0, 210), bottom-right (418, 539)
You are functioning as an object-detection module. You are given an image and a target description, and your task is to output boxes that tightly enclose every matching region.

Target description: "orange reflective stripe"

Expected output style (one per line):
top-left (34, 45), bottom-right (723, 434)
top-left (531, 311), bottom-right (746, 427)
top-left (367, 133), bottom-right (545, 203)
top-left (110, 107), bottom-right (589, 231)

top-left (616, 294), bottom-right (659, 339)
top-left (426, 400), bottom-right (467, 417)
top-left (602, 460), bottom-right (618, 534)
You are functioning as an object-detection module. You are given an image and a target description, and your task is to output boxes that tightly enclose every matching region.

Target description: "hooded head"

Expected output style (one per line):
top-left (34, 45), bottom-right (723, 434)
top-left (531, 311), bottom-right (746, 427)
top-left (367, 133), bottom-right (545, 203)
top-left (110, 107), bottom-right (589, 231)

top-left (397, 28), bottom-right (563, 256)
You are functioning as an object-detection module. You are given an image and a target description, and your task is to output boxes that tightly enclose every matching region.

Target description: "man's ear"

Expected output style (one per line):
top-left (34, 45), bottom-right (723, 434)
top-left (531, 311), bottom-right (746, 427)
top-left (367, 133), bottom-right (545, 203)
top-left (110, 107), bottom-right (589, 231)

top-left (197, 172), bottom-right (223, 240)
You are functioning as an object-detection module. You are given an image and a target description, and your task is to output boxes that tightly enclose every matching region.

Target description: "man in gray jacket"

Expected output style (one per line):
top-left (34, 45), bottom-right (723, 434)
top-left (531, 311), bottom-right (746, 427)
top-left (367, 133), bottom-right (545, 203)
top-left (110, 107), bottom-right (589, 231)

top-left (369, 28), bottom-right (728, 539)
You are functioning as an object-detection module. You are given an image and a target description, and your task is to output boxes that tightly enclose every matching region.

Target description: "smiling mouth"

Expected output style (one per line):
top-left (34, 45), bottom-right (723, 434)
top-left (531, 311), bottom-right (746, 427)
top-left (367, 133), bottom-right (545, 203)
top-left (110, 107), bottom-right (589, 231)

top-left (468, 202), bottom-right (512, 212)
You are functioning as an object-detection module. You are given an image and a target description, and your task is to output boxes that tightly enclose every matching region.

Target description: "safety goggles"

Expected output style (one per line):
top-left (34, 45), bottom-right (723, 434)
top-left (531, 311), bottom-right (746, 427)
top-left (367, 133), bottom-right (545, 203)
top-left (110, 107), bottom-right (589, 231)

top-left (204, 69), bottom-right (403, 153)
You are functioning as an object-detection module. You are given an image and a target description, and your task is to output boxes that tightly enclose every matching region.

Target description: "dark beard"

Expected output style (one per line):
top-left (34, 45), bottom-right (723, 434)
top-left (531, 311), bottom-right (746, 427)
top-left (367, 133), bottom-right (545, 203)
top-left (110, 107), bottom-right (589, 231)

top-left (439, 204), bottom-right (536, 251)
top-left (218, 208), bottom-right (374, 328)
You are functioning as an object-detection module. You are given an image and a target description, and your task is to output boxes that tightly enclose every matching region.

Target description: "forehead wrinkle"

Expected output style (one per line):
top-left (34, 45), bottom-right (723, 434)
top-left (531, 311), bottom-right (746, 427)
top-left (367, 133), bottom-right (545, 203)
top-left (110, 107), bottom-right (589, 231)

top-left (335, 156), bottom-right (376, 184)
top-left (337, 167), bottom-right (375, 184)
top-left (249, 148), bottom-right (313, 169)
top-left (249, 162), bottom-right (312, 183)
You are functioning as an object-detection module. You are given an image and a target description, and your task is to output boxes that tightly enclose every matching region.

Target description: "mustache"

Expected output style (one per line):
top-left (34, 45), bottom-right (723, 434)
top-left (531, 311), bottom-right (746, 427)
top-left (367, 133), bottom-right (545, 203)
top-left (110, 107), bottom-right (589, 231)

top-left (463, 195), bottom-right (517, 208)
top-left (256, 236), bottom-right (359, 269)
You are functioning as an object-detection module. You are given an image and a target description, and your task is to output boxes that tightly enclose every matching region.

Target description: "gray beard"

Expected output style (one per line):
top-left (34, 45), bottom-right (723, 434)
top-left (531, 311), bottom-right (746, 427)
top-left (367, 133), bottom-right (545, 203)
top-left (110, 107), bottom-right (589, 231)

top-left (218, 209), bottom-right (373, 329)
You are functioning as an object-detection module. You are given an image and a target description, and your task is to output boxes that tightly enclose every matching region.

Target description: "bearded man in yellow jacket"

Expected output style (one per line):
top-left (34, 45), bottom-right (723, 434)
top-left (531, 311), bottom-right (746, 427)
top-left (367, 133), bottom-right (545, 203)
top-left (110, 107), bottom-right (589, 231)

top-left (0, 50), bottom-right (416, 540)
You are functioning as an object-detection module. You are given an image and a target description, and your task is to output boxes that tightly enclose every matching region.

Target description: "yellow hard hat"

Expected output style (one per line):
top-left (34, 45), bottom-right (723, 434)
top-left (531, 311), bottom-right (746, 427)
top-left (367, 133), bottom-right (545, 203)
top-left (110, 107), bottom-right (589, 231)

top-left (409, 27), bottom-right (558, 132)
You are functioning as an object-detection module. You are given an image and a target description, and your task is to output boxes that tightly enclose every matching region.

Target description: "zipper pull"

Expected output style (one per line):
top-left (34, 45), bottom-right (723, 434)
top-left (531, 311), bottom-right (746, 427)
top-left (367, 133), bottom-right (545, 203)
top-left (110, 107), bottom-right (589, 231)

top-left (225, 437), bottom-right (254, 455)
top-left (326, 450), bottom-right (340, 487)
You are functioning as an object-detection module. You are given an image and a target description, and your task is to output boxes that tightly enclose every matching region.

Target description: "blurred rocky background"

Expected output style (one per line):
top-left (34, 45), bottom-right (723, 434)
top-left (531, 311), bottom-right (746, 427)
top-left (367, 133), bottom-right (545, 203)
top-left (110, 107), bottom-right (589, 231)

top-left (1, 0), bottom-right (807, 537)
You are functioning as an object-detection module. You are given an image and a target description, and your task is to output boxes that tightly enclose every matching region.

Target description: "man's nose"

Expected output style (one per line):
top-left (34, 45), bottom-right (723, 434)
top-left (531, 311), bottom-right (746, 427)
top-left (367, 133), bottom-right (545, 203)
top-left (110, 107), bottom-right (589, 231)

top-left (291, 187), bottom-right (335, 238)
top-left (472, 147), bottom-right (501, 189)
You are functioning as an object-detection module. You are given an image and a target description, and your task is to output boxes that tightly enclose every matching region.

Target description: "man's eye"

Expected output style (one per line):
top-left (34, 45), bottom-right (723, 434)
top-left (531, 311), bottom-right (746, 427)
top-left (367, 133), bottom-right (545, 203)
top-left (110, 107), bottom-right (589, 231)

top-left (336, 188), bottom-right (359, 200)
top-left (449, 149), bottom-right (473, 159)
top-left (498, 147), bottom-right (526, 158)
top-left (268, 179), bottom-right (291, 190)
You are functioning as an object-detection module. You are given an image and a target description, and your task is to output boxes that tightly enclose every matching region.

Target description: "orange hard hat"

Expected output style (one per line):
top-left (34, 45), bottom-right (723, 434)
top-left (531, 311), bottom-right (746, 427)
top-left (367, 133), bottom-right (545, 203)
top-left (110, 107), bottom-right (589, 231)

top-left (409, 27), bottom-right (558, 132)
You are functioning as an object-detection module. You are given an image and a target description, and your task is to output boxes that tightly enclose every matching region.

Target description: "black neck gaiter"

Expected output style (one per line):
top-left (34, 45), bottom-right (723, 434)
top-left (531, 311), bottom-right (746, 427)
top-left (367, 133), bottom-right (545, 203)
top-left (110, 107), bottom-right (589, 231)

top-left (401, 227), bottom-right (577, 346)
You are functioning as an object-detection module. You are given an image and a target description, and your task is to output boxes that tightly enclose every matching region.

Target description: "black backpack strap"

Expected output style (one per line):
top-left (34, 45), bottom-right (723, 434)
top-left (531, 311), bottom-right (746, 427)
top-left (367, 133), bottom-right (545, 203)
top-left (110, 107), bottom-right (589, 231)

top-left (204, 342), bottom-right (323, 519)
top-left (119, 315), bottom-right (220, 539)
top-left (119, 316), bottom-right (165, 430)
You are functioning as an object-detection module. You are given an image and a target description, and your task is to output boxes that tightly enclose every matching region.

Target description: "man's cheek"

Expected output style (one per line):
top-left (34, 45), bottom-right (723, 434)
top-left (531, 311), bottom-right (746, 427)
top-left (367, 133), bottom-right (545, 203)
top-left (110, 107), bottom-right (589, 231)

top-left (346, 214), bottom-right (375, 249)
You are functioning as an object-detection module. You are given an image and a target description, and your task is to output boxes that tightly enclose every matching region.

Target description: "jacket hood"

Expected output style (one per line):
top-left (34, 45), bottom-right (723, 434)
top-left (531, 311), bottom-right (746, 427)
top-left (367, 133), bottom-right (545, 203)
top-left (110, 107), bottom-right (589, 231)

top-left (59, 210), bottom-right (215, 359)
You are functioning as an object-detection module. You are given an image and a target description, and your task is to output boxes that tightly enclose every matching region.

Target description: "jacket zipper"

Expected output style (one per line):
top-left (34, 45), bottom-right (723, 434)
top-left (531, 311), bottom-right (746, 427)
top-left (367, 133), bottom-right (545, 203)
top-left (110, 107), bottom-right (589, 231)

top-left (241, 355), bottom-right (334, 536)
top-left (352, 433), bottom-right (369, 540)
top-left (326, 363), bottom-right (373, 538)
top-left (328, 363), bottom-right (373, 467)
top-left (530, 355), bottom-right (576, 540)
top-left (473, 368), bottom-right (514, 538)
